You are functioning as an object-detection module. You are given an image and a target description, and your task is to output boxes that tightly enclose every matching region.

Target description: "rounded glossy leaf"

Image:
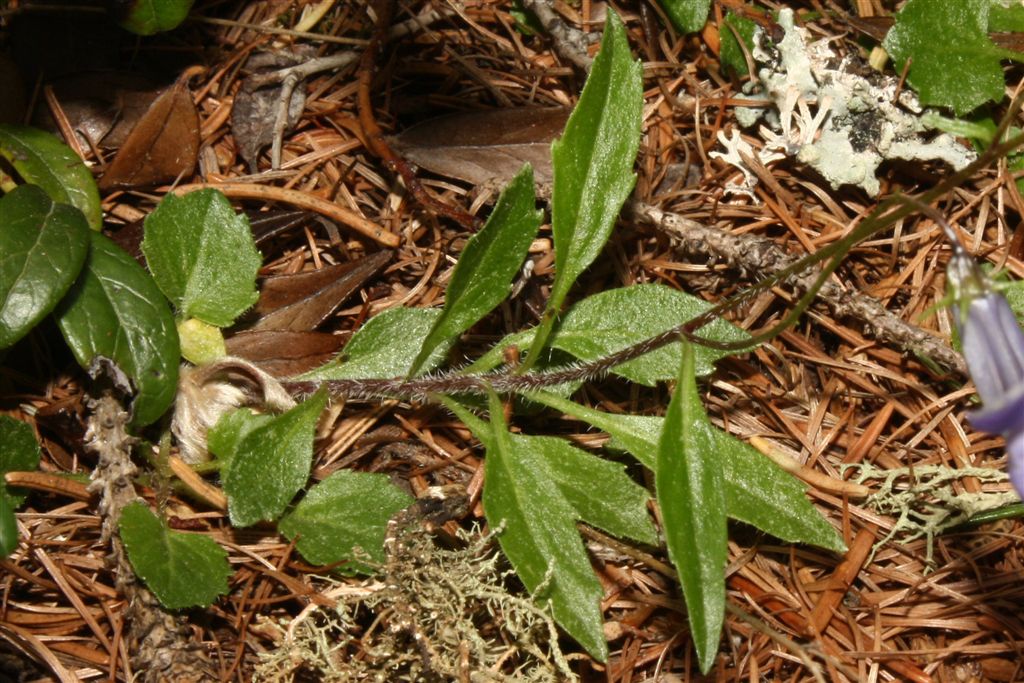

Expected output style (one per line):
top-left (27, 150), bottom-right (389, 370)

top-left (0, 185), bottom-right (90, 349)
top-left (55, 233), bottom-right (180, 427)
top-left (0, 125), bottom-right (102, 230)
top-left (117, 0), bottom-right (195, 35)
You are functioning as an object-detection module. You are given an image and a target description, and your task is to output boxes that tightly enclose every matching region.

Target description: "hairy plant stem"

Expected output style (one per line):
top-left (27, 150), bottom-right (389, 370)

top-left (283, 109), bottom-right (1024, 404)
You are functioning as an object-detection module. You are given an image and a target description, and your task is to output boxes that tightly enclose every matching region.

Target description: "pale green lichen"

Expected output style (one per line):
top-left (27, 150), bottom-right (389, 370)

top-left (715, 8), bottom-right (976, 196)
top-left (253, 521), bottom-right (574, 682)
top-left (841, 462), bottom-right (1018, 567)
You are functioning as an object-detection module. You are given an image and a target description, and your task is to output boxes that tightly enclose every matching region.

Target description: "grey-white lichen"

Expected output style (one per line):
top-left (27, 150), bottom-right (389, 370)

top-left (713, 8), bottom-right (976, 196)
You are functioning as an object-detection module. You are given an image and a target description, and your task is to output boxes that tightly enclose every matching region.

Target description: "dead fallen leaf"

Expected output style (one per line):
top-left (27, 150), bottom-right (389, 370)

top-left (249, 251), bottom-right (392, 332)
top-left (391, 107), bottom-right (569, 188)
top-left (35, 71), bottom-right (161, 150)
top-left (98, 80), bottom-right (199, 190)
top-left (224, 330), bottom-right (347, 377)
top-left (231, 49), bottom-right (313, 171)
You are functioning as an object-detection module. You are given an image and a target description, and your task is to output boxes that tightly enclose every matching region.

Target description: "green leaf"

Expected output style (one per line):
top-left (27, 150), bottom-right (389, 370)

top-left (523, 10), bottom-right (642, 368)
top-left (441, 397), bottom-right (655, 545)
top-left (207, 408), bottom-right (273, 473)
top-left (883, 0), bottom-right (1010, 115)
top-left (0, 185), bottom-right (90, 349)
top-left (660, 0), bottom-right (712, 34)
top-left (0, 415), bottom-right (41, 557)
top-left (467, 284), bottom-right (748, 383)
top-left (142, 189), bottom-right (261, 328)
top-left (0, 124), bottom-right (102, 231)
top-left (279, 470), bottom-right (413, 570)
top-left (989, 1), bottom-right (1024, 31)
top-left (656, 344), bottom-right (726, 672)
top-left (525, 391), bottom-right (845, 553)
top-left (119, 501), bottom-right (230, 609)
top-left (117, 0), bottom-right (195, 35)
top-left (480, 390), bottom-right (608, 661)
top-left (301, 308), bottom-right (451, 380)
top-left (720, 12), bottom-right (758, 76)
top-left (221, 390), bottom-right (327, 527)
top-left (410, 165), bottom-right (542, 374)
top-left (517, 434), bottom-right (657, 545)
top-left (55, 232), bottom-right (180, 427)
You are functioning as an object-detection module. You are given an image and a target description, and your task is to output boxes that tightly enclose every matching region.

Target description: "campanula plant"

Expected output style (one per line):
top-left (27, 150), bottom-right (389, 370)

top-left (944, 223), bottom-right (1024, 498)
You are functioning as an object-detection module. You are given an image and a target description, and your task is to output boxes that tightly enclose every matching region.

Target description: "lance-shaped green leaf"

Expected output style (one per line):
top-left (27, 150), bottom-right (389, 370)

top-left (444, 398), bottom-right (657, 546)
top-left (525, 391), bottom-right (845, 553)
top-left (656, 344), bottom-right (726, 673)
top-left (119, 501), bottom-right (231, 609)
top-left (466, 284), bottom-right (748, 382)
top-left (522, 10), bottom-right (642, 369)
top-left (55, 233), bottom-right (180, 427)
top-left (279, 470), bottom-right (413, 570)
top-left (302, 308), bottom-right (451, 380)
top-left (0, 185), bottom-right (90, 349)
top-left (142, 189), bottom-right (261, 328)
top-left (883, 0), bottom-right (1016, 115)
top-left (480, 391), bottom-right (609, 661)
top-left (0, 125), bottom-right (102, 231)
top-left (219, 389), bottom-right (327, 527)
top-left (0, 416), bottom-right (41, 557)
top-left (117, 0), bottom-right (195, 35)
top-left (660, 0), bottom-right (712, 34)
top-left (410, 165), bottom-right (542, 375)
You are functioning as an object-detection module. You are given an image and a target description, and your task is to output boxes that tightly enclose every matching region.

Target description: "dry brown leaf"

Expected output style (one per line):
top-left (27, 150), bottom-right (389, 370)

top-left (98, 80), bottom-right (199, 190)
top-left (391, 107), bottom-right (568, 188)
top-left (250, 251), bottom-right (391, 332)
top-left (224, 330), bottom-right (346, 378)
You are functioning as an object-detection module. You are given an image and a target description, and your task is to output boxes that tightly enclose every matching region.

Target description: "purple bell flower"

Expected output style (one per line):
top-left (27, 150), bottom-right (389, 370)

top-left (955, 290), bottom-right (1024, 499)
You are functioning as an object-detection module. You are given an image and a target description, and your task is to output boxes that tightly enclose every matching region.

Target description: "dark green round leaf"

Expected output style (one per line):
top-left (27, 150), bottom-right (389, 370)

top-left (119, 501), bottom-right (231, 609)
top-left (0, 185), bottom-right (90, 349)
top-left (55, 232), bottom-right (180, 427)
top-left (279, 470), bottom-right (412, 569)
top-left (0, 124), bottom-right (102, 231)
top-left (117, 0), bottom-right (195, 35)
top-left (0, 415), bottom-right (42, 557)
top-left (142, 189), bottom-right (261, 327)
top-left (223, 390), bottom-right (327, 527)
top-left (883, 0), bottom-right (1006, 115)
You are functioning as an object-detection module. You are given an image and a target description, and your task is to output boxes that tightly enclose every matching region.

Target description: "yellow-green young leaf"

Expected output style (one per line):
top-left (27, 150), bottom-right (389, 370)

top-left (660, 0), bottom-right (712, 34)
top-left (55, 233), bottom-right (180, 427)
top-left (523, 9), bottom-right (641, 368)
top-left (466, 284), bottom-right (747, 381)
top-left (410, 165), bottom-right (542, 375)
top-left (0, 185), bottom-right (90, 349)
top-left (464, 393), bottom-right (609, 661)
top-left (279, 470), bottom-right (413, 570)
top-left (0, 416), bottom-right (41, 557)
top-left (525, 391), bottom-right (846, 553)
top-left (177, 318), bottom-right (226, 365)
top-left (301, 308), bottom-right (451, 380)
top-left (0, 125), bottom-right (102, 230)
top-left (883, 0), bottom-right (1011, 115)
top-left (119, 501), bottom-right (230, 609)
top-left (117, 0), bottom-right (195, 35)
top-left (221, 390), bottom-right (327, 527)
top-left (656, 345), bottom-right (726, 673)
top-left (142, 189), bottom-right (261, 328)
